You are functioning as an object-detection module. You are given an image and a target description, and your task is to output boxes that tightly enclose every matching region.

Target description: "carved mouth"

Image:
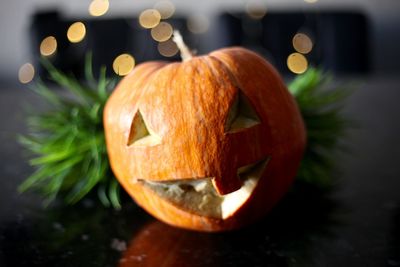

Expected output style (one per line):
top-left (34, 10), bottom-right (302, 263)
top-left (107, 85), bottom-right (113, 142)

top-left (138, 158), bottom-right (269, 219)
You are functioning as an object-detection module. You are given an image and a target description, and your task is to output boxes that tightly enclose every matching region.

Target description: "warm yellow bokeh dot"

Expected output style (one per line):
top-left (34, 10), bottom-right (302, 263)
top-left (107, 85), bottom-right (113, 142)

top-left (304, 0), bottom-right (318, 3)
top-left (246, 0), bottom-right (267, 20)
top-left (287, 53), bottom-right (308, 74)
top-left (139, 9), bottom-right (161, 29)
top-left (154, 1), bottom-right (175, 19)
top-left (18, 63), bottom-right (35, 84)
top-left (67, 22), bottom-right (86, 43)
top-left (40, 36), bottom-right (57, 56)
top-left (292, 33), bottom-right (313, 54)
top-left (187, 15), bottom-right (210, 34)
top-left (158, 39), bottom-right (179, 57)
top-left (151, 22), bottom-right (173, 42)
top-left (89, 0), bottom-right (109, 17)
top-left (113, 54), bottom-right (135, 76)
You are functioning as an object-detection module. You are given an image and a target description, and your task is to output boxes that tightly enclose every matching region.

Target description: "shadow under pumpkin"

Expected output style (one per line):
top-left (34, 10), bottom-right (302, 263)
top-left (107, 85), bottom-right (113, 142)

top-left (119, 182), bottom-right (345, 267)
top-left (0, 183), bottom-right (344, 267)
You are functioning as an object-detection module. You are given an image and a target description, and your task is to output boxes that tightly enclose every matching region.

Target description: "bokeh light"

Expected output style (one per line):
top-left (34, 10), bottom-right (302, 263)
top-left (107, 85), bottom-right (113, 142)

top-left (18, 63), bottom-right (35, 84)
top-left (187, 15), bottom-right (210, 34)
top-left (151, 22), bottom-right (173, 42)
top-left (246, 0), bottom-right (268, 20)
top-left (304, 0), bottom-right (319, 3)
top-left (292, 33), bottom-right (313, 54)
top-left (158, 39), bottom-right (179, 57)
top-left (67, 22), bottom-right (86, 43)
top-left (287, 53), bottom-right (308, 74)
top-left (113, 54), bottom-right (135, 76)
top-left (139, 9), bottom-right (161, 29)
top-left (40, 36), bottom-right (57, 57)
top-left (89, 0), bottom-right (109, 17)
top-left (154, 1), bottom-right (175, 19)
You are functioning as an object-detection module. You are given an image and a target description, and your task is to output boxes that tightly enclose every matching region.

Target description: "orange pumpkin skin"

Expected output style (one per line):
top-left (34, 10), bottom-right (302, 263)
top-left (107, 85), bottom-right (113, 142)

top-left (104, 47), bottom-right (306, 232)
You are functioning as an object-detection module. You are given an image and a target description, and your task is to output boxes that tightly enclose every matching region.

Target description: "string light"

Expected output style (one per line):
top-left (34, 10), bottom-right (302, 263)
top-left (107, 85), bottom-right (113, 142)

top-left (139, 9), bottom-right (161, 29)
top-left (40, 36), bottom-right (57, 57)
top-left (287, 53), bottom-right (308, 74)
top-left (158, 39), bottom-right (179, 57)
top-left (18, 63), bottom-right (35, 84)
top-left (154, 1), bottom-right (175, 19)
top-left (89, 0), bottom-right (109, 17)
top-left (113, 54), bottom-right (135, 76)
top-left (246, 0), bottom-right (267, 20)
top-left (187, 15), bottom-right (210, 34)
top-left (67, 22), bottom-right (86, 43)
top-left (292, 33), bottom-right (313, 54)
top-left (151, 22), bottom-right (173, 42)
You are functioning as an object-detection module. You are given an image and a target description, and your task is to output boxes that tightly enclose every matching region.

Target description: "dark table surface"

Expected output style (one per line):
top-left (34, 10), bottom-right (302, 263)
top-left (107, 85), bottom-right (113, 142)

top-left (0, 75), bottom-right (399, 267)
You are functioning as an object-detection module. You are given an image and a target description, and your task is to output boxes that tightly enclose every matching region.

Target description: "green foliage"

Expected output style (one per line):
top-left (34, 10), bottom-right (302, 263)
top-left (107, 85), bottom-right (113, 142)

top-left (18, 54), bottom-right (121, 208)
top-left (289, 68), bottom-right (352, 187)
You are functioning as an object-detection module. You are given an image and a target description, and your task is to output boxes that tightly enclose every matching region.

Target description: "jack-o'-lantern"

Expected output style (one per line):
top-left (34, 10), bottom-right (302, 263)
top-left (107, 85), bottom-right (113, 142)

top-left (104, 46), bottom-right (305, 232)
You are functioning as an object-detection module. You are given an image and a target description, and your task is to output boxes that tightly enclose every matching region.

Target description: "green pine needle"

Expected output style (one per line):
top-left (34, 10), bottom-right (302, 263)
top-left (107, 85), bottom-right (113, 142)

top-left (18, 54), bottom-right (121, 209)
top-left (289, 67), bottom-right (352, 187)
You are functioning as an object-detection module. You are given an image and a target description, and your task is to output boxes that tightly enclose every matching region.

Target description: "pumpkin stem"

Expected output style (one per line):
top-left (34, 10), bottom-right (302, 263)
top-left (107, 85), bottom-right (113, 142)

top-left (172, 30), bottom-right (195, 61)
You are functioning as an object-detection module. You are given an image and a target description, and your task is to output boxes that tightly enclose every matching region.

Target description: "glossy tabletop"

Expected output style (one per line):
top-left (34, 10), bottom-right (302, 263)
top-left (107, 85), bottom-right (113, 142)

top-left (0, 75), bottom-right (399, 267)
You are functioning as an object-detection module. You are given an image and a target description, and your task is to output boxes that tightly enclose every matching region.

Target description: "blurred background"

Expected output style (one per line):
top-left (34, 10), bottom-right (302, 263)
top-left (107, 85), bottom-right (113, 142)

top-left (1, 1), bottom-right (400, 266)
top-left (0, 0), bottom-right (399, 85)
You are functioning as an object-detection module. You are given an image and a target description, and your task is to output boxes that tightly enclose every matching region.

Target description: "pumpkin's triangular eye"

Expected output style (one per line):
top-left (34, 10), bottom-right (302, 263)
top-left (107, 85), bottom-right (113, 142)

top-left (225, 91), bottom-right (261, 133)
top-left (127, 110), bottom-right (161, 146)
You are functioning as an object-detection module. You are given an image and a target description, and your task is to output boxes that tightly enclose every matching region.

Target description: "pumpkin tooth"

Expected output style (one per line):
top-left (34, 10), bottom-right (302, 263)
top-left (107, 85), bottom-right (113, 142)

top-left (220, 157), bottom-right (270, 219)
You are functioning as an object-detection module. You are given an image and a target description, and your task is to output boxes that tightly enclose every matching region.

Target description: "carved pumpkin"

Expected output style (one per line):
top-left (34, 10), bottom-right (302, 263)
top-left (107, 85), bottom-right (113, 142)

top-left (104, 47), bottom-right (306, 232)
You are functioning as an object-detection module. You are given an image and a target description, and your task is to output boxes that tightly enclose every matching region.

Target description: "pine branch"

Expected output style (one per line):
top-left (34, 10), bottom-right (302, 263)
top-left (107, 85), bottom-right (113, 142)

top-left (289, 67), bottom-right (353, 187)
top-left (18, 55), bottom-right (121, 209)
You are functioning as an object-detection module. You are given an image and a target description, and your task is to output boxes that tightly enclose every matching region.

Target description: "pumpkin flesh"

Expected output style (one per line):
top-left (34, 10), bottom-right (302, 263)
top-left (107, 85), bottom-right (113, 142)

top-left (140, 157), bottom-right (269, 219)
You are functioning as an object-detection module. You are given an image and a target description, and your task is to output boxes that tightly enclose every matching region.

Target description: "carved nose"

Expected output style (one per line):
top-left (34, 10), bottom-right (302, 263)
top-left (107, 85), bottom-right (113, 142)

top-left (211, 174), bottom-right (242, 195)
